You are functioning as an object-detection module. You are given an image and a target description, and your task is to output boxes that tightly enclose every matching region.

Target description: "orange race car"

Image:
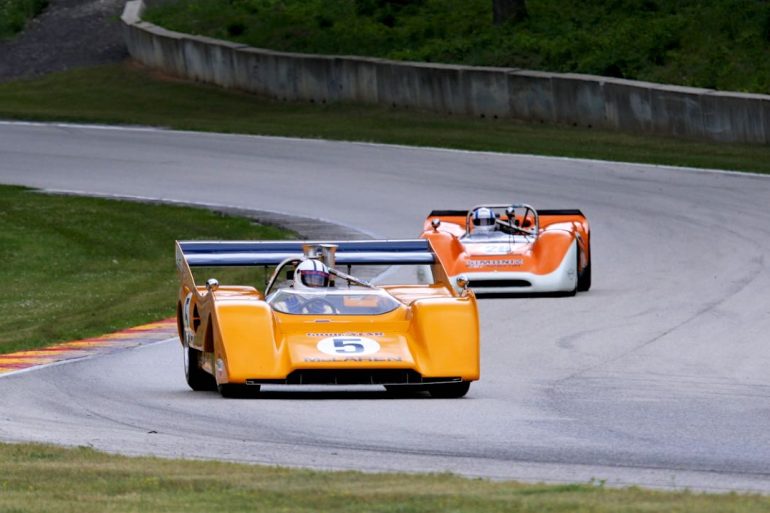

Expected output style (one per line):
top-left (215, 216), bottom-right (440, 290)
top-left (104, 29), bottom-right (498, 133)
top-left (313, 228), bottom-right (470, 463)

top-left (421, 204), bottom-right (591, 296)
top-left (175, 240), bottom-right (479, 398)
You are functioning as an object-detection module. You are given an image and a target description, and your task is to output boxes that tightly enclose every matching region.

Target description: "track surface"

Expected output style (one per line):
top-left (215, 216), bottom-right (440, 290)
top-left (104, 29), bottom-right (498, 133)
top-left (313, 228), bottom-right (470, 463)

top-left (1, 122), bottom-right (770, 492)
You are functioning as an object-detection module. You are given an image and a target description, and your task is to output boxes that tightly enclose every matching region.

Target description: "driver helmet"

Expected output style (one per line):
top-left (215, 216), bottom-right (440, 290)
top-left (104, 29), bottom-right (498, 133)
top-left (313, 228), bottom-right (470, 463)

top-left (472, 207), bottom-right (496, 233)
top-left (294, 259), bottom-right (331, 290)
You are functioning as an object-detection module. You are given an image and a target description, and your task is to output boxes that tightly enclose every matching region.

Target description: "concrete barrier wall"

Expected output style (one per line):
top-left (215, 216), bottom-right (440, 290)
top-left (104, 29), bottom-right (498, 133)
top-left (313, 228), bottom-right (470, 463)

top-left (122, 0), bottom-right (770, 145)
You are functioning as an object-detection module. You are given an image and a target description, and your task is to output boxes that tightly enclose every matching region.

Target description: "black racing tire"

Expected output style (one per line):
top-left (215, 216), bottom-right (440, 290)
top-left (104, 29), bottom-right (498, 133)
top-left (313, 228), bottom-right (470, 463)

top-left (218, 383), bottom-right (261, 399)
top-left (427, 381), bottom-right (471, 398)
top-left (578, 261), bottom-right (592, 292)
top-left (578, 238), bottom-right (592, 292)
top-left (184, 345), bottom-right (217, 391)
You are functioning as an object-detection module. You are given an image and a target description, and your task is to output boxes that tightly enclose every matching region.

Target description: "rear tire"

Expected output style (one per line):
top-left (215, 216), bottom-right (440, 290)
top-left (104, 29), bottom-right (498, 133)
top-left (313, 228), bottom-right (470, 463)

top-left (218, 383), bottom-right (261, 399)
top-left (184, 345), bottom-right (216, 391)
top-left (427, 381), bottom-right (471, 398)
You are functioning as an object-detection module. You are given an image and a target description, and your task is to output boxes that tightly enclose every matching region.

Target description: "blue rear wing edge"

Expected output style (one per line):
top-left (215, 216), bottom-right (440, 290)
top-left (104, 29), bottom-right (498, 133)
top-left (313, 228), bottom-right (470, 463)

top-left (177, 240), bottom-right (435, 266)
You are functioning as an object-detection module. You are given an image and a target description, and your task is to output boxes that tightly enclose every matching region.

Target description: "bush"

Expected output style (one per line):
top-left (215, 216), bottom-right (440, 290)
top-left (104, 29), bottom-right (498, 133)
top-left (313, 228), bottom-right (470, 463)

top-left (144, 0), bottom-right (770, 94)
top-left (0, 0), bottom-right (48, 39)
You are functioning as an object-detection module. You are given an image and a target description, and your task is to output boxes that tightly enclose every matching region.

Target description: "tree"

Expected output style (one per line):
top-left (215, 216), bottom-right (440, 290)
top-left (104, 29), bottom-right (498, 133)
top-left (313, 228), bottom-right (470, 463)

top-left (493, 0), bottom-right (528, 25)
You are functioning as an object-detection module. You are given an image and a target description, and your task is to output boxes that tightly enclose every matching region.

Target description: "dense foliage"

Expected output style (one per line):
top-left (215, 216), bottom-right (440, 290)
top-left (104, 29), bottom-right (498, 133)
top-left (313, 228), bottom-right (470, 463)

top-left (145, 0), bottom-right (770, 94)
top-left (0, 0), bottom-right (47, 39)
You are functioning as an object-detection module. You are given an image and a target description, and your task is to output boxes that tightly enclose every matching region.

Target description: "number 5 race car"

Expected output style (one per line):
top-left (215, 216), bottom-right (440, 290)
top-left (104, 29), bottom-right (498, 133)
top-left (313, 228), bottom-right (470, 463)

top-left (421, 204), bottom-right (591, 296)
top-left (175, 240), bottom-right (479, 398)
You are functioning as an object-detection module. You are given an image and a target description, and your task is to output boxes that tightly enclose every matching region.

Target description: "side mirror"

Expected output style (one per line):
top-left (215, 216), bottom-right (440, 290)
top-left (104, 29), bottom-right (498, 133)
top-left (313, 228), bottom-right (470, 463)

top-left (456, 275), bottom-right (469, 291)
top-left (206, 278), bottom-right (219, 292)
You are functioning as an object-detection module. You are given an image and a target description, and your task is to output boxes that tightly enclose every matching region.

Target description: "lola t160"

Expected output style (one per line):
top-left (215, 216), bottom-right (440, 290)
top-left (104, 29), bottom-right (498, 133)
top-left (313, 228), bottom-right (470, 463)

top-left (175, 240), bottom-right (479, 398)
top-left (421, 204), bottom-right (591, 296)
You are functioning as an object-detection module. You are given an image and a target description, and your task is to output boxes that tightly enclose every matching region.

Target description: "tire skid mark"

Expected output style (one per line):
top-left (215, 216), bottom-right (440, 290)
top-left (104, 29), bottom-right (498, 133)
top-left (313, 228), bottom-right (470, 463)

top-left (0, 319), bottom-right (176, 376)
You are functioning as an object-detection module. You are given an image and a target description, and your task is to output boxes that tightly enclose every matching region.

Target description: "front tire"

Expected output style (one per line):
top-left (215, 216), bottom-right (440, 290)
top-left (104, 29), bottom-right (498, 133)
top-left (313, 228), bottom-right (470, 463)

top-left (184, 345), bottom-right (216, 391)
top-left (427, 381), bottom-right (471, 398)
top-left (578, 261), bottom-right (592, 292)
top-left (578, 237), bottom-right (592, 292)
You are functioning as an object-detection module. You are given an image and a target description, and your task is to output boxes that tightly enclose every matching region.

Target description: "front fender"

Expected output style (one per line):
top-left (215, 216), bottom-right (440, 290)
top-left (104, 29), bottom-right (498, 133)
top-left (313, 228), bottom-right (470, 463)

top-left (407, 296), bottom-right (480, 380)
top-left (212, 300), bottom-right (282, 384)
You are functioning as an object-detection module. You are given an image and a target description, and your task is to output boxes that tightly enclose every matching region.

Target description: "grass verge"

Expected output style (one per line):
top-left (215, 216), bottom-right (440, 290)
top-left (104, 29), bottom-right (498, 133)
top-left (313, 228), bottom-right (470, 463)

top-left (0, 63), bottom-right (769, 174)
top-left (0, 185), bottom-right (290, 354)
top-left (1, 442), bottom-right (769, 513)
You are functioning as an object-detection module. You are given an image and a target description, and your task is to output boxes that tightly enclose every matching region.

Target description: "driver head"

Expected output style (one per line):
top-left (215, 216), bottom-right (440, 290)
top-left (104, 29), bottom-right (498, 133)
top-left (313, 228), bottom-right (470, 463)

top-left (472, 207), bottom-right (496, 233)
top-left (294, 259), bottom-right (331, 290)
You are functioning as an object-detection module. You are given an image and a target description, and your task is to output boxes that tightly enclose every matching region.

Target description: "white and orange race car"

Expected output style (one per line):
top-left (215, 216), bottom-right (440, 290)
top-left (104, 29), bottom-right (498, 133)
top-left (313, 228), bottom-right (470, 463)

top-left (421, 204), bottom-right (591, 295)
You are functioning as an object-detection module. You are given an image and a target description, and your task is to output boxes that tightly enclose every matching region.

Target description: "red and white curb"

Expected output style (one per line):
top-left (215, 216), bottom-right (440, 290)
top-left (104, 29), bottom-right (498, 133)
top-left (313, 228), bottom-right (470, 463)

top-left (0, 319), bottom-right (177, 376)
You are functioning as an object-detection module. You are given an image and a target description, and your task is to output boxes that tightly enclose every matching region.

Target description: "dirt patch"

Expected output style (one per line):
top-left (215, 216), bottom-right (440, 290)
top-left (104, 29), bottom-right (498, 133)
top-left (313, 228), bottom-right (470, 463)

top-left (0, 0), bottom-right (128, 82)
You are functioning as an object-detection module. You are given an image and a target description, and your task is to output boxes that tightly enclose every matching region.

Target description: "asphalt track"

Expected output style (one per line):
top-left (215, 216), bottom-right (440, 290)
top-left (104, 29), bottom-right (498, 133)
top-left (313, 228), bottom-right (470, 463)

top-left (1, 121), bottom-right (770, 492)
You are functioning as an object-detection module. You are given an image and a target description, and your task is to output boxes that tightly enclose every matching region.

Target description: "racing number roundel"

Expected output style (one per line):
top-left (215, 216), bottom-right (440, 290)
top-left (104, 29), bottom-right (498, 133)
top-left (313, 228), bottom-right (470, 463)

top-left (317, 336), bottom-right (381, 356)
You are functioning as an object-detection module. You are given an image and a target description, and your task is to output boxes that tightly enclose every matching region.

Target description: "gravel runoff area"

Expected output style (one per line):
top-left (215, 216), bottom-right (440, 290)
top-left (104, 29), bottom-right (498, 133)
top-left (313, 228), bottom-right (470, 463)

top-left (0, 0), bottom-right (129, 82)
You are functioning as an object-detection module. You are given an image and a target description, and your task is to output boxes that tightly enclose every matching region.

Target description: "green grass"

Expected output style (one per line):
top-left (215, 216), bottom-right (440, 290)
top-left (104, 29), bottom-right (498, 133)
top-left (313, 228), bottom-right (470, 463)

top-left (0, 185), bottom-right (291, 354)
top-left (0, 442), bottom-right (768, 513)
top-left (1, 63), bottom-right (769, 174)
top-left (144, 0), bottom-right (770, 95)
top-left (0, 0), bottom-right (47, 39)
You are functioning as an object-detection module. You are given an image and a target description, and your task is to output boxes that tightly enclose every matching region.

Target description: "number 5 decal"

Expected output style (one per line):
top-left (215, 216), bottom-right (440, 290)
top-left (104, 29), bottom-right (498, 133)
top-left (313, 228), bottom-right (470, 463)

top-left (333, 338), bottom-right (365, 353)
top-left (317, 336), bottom-right (380, 356)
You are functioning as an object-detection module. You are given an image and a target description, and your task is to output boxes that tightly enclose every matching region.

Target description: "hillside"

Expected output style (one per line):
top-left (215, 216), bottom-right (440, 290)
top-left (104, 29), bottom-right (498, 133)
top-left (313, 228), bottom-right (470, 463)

top-left (145, 0), bottom-right (770, 95)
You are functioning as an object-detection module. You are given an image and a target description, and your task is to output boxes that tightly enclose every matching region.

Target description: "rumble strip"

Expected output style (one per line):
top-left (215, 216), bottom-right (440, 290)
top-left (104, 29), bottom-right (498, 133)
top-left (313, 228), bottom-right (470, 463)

top-left (0, 319), bottom-right (177, 376)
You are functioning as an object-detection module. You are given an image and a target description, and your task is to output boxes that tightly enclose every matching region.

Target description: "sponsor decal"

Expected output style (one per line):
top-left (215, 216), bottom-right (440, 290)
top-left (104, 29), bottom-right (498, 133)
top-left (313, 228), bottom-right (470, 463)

top-left (467, 258), bottom-right (524, 268)
top-left (316, 336), bottom-right (381, 356)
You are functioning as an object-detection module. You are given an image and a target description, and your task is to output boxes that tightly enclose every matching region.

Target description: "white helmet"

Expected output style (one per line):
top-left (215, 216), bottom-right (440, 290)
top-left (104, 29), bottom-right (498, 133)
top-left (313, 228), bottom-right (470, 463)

top-left (472, 207), bottom-right (496, 233)
top-left (294, 259), bottom-right (331, 290)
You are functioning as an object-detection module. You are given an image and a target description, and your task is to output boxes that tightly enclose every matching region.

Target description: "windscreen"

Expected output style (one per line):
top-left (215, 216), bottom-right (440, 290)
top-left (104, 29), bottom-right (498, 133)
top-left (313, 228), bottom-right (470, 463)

top-left (267, 289), bottom-right (401, 315)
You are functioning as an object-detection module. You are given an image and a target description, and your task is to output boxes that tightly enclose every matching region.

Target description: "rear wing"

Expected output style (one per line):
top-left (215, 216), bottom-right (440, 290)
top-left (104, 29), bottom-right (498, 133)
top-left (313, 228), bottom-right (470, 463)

top-left (175, 239), bottom-right (444, 298)
top-left (426, 208), bottom-right (587, 232)
top-left (176, 239), bottom-right (435, 267)
top-left (427, 208), bottom-right (585, 219)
